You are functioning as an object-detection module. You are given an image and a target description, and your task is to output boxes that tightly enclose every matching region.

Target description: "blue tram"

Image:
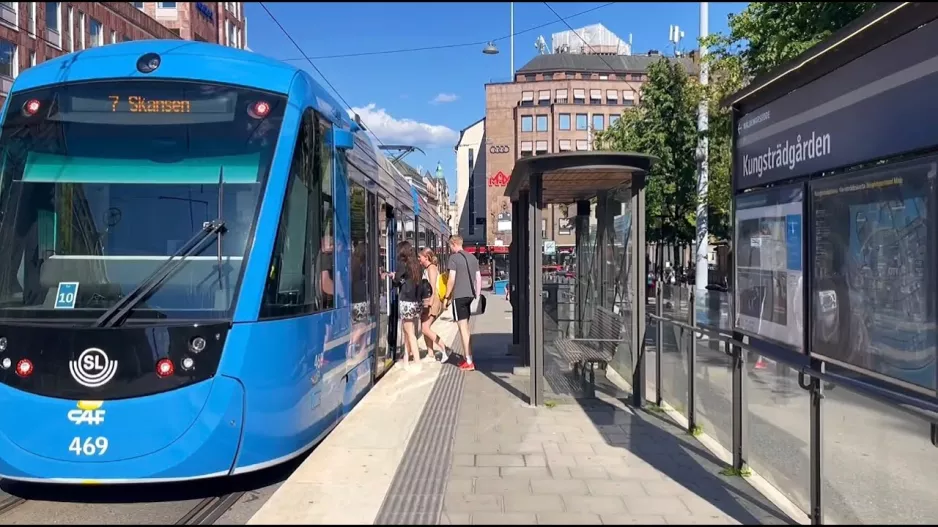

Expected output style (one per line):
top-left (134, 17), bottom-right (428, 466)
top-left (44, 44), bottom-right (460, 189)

top-left (0, 40), bottom-right (449, 483)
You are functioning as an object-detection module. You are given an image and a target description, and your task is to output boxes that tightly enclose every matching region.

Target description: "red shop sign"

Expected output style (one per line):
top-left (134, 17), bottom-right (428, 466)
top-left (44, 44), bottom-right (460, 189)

top-left (487, 171), bottom-right (510, 187)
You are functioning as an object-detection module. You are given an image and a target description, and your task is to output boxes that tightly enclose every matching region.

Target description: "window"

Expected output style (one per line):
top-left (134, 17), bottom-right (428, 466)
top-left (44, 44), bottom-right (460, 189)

top-left (28, 2), bottom-right (36, 37)
top-left (520, 141), bottom-right (533, 158)
top-left (520, 115), bottom-right (533, 132)
top-left (606, 89), bottom-right (618, 103)
top-left (89, 18), bottom-right (103, 47)
top-left (349, 183), bottom-right (374, 322)
top-left (156, 2), bottom-right (177, 17)
top-left (538, 90), bottom-right (550, 105)
top-left (78, 11), bottom-right (85, 50)
top-left (521, 91), bottom-right (534, 107)
top-left (558, 113), bottom-right (571, 131)
top-left (111, 30), bottom-right (116, 44)
top-left (576, 139), bottom-right (589, 151)
top-left (575, 113), bottom-right (588, 131)
top-left (610, 114), bottom-right (620, 127)
top-left (623, 90), bottom-right (635, 105)
top-left (592, 114), bottom-right (604, 131)
top-left (599, 74), bottom-right (608, 80)
top-left (589, 89), bottom-right (602, 103)
top-left (558, 139), bottom-right (572, 151)
top-left (535, 140), bottom-right (548, 154)
top-left (555, 89), bottom-right (568, 104)
top-left (0, 2), bottom-right (17, 30)
top-left (132, 2), bottom-right (144, 9)
top-left (45, 2), bottom-right (61, 48)
top-left (0, 39), bottom-right (15, 80)
top-left (536, 115), bottom-right (548, 132)
top-left (261, 110), bottom-right (335, 317)
top-left (67, 6), bottom-right (73, 52)
top-left (29, 50), bottom-right (35, 67)
top-left (573, 89), bottom-right (585, 104)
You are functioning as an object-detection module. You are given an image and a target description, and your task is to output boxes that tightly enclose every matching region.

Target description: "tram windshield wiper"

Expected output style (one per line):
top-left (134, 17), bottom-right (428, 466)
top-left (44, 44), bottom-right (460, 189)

top-left (93, 221), bottom-right (227, 328)
top-left (93, 219), bottom-right (227, 328)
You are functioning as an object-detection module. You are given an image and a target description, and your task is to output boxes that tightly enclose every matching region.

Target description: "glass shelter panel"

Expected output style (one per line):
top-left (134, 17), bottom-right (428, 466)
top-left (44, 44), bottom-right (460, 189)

top-left (541, 192), bottom-right (632, 401)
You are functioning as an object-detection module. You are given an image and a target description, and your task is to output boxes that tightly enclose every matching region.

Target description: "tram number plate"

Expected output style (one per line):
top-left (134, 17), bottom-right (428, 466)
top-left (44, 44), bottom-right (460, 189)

top-left (69, 437), bottom-right (109, 456)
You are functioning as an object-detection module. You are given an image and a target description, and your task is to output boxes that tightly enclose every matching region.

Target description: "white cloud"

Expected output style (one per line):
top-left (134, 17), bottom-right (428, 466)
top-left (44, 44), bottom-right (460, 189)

top-left (431, 93), bottom-right (459, 104)
top-left (349, 104), bottom-right (458, 149)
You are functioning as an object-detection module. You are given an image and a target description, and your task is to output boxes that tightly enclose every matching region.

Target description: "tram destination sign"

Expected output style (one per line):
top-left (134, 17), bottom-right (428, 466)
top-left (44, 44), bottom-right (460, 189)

top-left (735, 18), bottom-right (938, 190)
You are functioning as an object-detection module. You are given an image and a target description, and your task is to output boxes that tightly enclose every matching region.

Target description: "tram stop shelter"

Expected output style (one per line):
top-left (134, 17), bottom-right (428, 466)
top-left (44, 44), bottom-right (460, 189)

top-left (505, 151), bottom-right (656, 407)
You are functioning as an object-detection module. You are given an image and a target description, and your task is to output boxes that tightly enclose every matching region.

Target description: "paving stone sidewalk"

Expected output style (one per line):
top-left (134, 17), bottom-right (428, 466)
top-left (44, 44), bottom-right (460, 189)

top-left (440, 297), bottom-right (792, 525)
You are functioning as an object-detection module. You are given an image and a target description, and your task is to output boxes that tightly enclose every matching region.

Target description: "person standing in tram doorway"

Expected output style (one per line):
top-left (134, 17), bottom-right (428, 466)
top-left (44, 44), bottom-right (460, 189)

top-left (443, 235), bottom-right (481, 371)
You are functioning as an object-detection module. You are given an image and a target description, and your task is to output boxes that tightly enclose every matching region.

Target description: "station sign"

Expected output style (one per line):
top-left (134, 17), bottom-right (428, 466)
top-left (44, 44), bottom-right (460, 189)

top-left (734, 18), bottom-right (938, 190)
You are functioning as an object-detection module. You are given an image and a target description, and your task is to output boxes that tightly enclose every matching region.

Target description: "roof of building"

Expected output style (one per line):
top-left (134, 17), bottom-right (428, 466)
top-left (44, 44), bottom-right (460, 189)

top-left (517, 53), bottom-right (697, 75)
top-left (455, 117), bottom-right (485, 152)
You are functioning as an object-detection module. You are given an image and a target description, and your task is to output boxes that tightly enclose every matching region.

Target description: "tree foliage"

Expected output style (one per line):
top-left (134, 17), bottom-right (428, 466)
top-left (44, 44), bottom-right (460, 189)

top-left (596, 58), bottom-right (700, 245)
top-left (596, 3), bottom-right (878, 244)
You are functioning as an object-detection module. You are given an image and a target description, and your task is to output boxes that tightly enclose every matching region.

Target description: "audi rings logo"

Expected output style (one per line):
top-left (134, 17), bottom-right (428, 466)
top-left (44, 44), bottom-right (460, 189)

top-left (69, 348), bottom-right (118, 388)
top-left (489, 145), bottom-right (510, 154)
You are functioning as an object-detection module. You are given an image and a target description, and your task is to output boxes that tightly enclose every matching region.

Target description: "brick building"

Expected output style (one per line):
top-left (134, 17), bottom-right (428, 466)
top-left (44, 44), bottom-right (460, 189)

top-left (135, 1), bottom-right (245, 47)
top-left (0, 2), bottom-right (246, 102)
top-left (469, 51), bottom-right (696, 257)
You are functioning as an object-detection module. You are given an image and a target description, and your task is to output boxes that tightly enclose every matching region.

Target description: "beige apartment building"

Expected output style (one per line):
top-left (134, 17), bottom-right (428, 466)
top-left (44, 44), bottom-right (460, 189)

top-left (477, 51), bottom-right (696, 255)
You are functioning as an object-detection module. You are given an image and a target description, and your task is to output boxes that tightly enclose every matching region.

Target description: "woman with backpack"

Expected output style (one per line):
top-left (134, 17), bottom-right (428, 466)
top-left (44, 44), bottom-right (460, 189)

top-left (391, 241), bottom-right (429, 370)
top-left (418, 247), bottom-right (449, 363)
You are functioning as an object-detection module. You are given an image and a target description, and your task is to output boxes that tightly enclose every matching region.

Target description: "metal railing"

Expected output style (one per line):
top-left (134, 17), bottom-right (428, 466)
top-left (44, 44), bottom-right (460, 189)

top-left (643, 283), bottom-right (938, 525)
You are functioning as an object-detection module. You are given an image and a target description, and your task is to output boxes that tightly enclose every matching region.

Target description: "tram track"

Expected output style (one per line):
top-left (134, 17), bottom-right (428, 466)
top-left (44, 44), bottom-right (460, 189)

top-left (0, 488), bottom-right (255, 525)
top-left (175, 492), bottom-right (246, 525)
top-left (0, 451), bottom-right (309, 524)
top-left (0, 496), bottom-right (25, 516)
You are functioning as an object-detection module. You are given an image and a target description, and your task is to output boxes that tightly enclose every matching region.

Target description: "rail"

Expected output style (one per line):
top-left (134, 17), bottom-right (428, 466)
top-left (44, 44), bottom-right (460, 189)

top-left (644, 283), bottom-right (938, 525)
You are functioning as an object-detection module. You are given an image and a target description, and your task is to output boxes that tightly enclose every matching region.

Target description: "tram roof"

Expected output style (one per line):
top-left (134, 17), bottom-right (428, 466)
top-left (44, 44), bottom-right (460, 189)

top-left (12, 40), bottom-right (309, 102)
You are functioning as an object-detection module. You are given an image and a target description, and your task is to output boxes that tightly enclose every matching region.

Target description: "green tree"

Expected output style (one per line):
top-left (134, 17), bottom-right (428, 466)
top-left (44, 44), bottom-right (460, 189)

top-left (701, 2), bottom-right (878, 239)
top-left (708, 2), bottom-right (877, 78)
top-left (596, 57), bottom-right (700, 245)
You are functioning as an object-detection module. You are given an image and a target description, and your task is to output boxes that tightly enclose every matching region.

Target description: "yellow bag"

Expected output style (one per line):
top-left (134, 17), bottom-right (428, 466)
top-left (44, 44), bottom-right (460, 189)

top-left (437, 273), bottom-right (448, 301)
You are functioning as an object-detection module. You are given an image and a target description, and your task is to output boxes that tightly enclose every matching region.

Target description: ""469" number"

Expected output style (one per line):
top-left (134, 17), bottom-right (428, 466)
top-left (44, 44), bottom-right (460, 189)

top-left (69, 437), bottom-right (109, 456)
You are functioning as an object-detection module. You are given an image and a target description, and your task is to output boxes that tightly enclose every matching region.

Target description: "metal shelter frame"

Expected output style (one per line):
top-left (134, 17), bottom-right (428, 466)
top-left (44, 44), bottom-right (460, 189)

top-left (504, 151), bottom-right (656, 407)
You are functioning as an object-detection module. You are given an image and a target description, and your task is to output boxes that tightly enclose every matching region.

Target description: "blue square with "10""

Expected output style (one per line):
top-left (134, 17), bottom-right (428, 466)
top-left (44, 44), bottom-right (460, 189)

top-left (55, 282), bottom-right (80, 309)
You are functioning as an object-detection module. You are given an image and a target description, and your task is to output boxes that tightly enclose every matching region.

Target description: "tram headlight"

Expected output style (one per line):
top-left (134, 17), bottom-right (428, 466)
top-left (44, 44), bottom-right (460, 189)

top-left (0, 357), bottom-right (10, 369)
top-left (0, 336), bottom-right (7, 352)
top-left (181, 357), bottom-right (195, 371)
top-left (189, 336), bottom-right (206, 354)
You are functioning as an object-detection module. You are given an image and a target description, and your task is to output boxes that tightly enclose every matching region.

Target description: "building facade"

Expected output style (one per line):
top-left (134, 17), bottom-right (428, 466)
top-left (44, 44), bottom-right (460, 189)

top-left (0, 2), bottom-right (246, 102)
top-left (453, 117), bottom-right (486, 246)
top-left (480, 51), bottom-right (695, 253)
top-left (134, 2), bottom-right (245, 47)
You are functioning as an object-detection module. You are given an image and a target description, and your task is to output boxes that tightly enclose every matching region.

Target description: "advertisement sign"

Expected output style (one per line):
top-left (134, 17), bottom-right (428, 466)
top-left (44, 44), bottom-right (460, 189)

top-left (734, 19), bottom-right (938, 190)
top-left (734, 185), bottom-right (804, 349)
top-left (557, 217), bottom-right (573, 235)
top-left (811, 156), bottom-right (936, 392)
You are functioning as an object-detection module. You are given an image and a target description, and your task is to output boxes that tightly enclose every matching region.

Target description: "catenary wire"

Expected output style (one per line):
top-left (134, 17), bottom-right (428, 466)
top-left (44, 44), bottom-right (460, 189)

top-left (278, 2), bottom-right (617, 61)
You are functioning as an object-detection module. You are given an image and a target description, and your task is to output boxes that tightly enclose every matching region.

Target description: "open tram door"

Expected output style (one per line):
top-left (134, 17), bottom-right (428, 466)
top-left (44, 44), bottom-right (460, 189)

top-left (375, 200), bottom-right (397, 380)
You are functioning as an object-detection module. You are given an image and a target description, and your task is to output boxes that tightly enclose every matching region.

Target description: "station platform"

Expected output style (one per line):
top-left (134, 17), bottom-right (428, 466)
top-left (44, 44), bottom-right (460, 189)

top-left (248, 297), bottom-right (794, 525)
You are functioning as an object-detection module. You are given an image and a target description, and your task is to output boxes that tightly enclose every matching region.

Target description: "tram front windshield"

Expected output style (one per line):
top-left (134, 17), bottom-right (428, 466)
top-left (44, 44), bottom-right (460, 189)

top-left (0, 80), bottom-right (286, 322)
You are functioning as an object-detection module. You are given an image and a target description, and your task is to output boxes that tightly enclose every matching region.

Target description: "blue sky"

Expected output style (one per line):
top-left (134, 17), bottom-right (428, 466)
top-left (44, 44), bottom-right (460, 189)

top-left (245, 2), bottom-right (749, 195)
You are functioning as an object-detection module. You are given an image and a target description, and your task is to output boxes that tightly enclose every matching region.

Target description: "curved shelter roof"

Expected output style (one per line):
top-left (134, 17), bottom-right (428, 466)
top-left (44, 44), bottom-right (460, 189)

top-left (504, 151), bottom-right (657, 204)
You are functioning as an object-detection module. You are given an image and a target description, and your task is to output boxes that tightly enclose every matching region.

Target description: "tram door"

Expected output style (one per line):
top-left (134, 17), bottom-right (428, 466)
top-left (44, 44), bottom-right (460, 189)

top-left (375, 200), bottom-right (395, 378)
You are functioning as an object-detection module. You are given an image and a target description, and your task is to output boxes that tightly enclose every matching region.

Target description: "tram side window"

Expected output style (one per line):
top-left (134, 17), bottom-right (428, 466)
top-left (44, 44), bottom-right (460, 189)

top-left (315, 113), bottom-right (335, 310)
top-left (261, 109), bottom-right (334, 318)
top-left (349, 182), bottom-right (373, 321)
